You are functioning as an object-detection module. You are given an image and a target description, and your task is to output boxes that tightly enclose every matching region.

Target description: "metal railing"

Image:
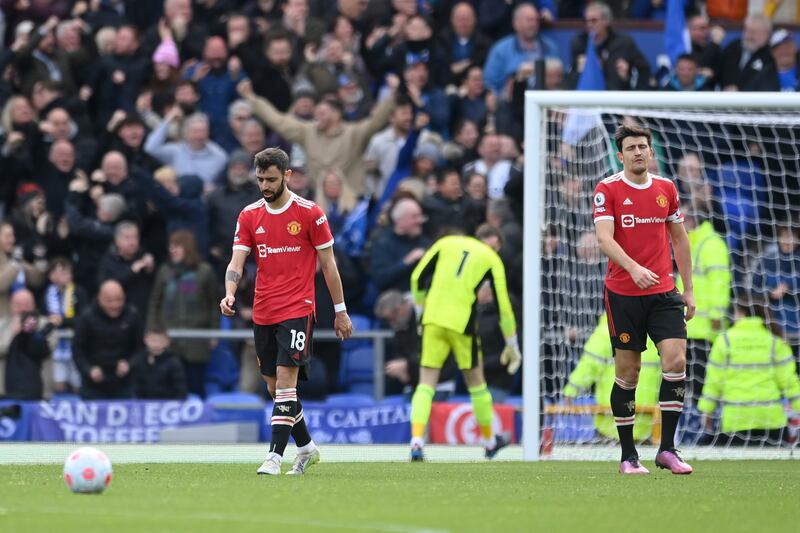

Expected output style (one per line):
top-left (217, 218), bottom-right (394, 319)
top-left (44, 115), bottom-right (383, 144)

top-left (55, 328), bottom-right (395, 400)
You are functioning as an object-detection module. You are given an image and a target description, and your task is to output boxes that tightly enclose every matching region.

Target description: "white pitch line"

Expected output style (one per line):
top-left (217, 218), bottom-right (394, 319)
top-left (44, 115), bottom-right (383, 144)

top-left (7, 506), bottom-right (449, 533)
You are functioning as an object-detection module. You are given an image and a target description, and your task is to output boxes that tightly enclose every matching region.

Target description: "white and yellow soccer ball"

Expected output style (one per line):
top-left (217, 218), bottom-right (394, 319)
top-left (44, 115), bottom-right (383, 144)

top-left (63, 447), bottom-right (113, 494)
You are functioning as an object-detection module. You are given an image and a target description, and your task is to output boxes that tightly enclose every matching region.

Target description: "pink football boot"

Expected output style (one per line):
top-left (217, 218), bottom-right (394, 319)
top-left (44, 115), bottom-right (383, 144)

top-left (655, 449), bottom-right (693, 475)
top-left (619, 456), bottom-right (650, 475)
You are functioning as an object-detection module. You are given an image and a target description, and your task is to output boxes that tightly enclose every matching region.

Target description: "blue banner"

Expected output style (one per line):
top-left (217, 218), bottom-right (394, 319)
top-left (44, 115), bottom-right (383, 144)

top-left (30, 400), bottom-right (213, 443)
top-left (0, 401), bottom-right (32, 441)
top-left (262, 397), bottom-right (411, 444)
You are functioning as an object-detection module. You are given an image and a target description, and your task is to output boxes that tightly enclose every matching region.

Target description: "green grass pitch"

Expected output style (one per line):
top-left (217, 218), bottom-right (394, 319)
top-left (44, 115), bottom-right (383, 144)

top-left (1, 461), bottom-right (798, 532)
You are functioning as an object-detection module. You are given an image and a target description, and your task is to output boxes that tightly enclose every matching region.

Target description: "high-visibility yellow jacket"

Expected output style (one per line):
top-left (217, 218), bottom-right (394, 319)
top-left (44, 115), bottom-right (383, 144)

top-left (698, 317), bottom-right (800, 433)
top-left (677, 220), bottom-right (731, 342)
top-left (563, 315), bottom-right (662, 441)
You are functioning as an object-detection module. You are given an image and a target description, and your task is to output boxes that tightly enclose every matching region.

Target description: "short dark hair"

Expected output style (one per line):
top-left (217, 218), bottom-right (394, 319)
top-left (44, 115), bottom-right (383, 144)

top-left (319, 96), bottom-right (343, 115)
top-left (475, 223), bottom-right (504, 247)
top-left (614, 124), bottom-right (652, 152)
top-left (254, 147), bottom-right (289, 174)
top-left (676, 53), bottom-right (697, 65)
top-left (436, 226), bottom-right (465, 238)
top-left (436, 167), bottom-right (461, 184)
top-left (48, 256), bottom-right (72, 274)
top-left (264, 29), bottom-right (292, 49)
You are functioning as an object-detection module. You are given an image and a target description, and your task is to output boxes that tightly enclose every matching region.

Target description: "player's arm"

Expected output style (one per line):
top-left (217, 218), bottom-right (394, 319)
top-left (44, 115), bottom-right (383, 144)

top-left (488, 253), bottom-right (516, 342)
top-left (667, 221), bottom-right (695, 320)
top-left (595, 219), bottom-right (659, 290)
top-left (410, 241), bottom-right (440, 314)
top-left (317, 246), bottom-right (353, 340)
top-left (220, 249), bottom-right (248, 316)
top-left (487, 253), bottom-right (522, 374)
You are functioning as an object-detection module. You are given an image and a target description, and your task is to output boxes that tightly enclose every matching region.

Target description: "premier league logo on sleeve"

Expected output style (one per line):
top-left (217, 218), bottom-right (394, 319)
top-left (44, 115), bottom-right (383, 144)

top-left (594, 192), bottom-right (605, 207)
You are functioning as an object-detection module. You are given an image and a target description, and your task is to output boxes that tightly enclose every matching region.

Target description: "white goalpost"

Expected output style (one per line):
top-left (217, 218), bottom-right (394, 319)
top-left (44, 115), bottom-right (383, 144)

top-left (522, 91), bottom-right (800, 461)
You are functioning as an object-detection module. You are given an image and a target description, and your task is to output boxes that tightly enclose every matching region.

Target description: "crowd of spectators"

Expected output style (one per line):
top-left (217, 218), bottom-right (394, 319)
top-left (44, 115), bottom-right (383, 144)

top-left (0, 0), bottom-right (797, 405)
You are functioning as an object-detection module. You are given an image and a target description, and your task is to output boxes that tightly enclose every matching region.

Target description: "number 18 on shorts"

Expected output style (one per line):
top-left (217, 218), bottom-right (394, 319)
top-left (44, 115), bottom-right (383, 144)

top-left (253, 314), bottom-right (314, 379)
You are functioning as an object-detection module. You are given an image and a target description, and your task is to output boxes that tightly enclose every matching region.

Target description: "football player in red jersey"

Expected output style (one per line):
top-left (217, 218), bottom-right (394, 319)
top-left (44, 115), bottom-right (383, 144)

top-left (594, 124), bottom-right (696, 475)
top-left (220, 147), bottom-right (352, 475)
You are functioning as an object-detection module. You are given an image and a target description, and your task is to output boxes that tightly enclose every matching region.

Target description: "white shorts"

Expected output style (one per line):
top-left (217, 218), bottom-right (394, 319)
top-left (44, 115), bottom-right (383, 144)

top-left (53, 359), bottom-right (81, 388)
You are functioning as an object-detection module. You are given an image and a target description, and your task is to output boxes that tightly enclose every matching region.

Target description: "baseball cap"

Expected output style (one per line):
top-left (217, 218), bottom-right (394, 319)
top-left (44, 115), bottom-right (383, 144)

top-left (771, 28), bottom-right (794, 48)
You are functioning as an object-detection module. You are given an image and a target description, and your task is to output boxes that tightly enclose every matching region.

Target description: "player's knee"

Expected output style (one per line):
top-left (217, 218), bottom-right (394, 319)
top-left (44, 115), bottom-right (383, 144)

top-left (617, 366), bottom-right (640, 387)
top-left (662, 354), bottom-right (686, 373)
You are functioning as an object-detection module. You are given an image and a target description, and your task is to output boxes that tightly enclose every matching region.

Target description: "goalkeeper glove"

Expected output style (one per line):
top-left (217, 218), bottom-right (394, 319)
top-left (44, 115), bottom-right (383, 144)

top-left (500, 336), bottom-right (522, 375)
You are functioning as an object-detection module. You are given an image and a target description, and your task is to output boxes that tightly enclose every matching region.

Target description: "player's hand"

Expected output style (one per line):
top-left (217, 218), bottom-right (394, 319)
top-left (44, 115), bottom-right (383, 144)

top-left (90, 366), bottom-right (104, 382)
top-left (220, 295), bottom-right (236, 316)
top-left (334, 311), bottom-right (353, 340)
top-left (628, 264), bottom-right (660, 289)
top-left (682, 289), bottom-right (696, 321)
top-left (500, 343), bottom-right (522, 375)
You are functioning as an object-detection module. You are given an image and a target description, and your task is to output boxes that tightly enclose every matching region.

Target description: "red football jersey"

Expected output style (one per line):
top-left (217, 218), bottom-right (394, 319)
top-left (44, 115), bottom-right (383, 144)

top-left (592, 171), bottom-right (683, 296)
top-left (232, 193), bottom-right (334, 325)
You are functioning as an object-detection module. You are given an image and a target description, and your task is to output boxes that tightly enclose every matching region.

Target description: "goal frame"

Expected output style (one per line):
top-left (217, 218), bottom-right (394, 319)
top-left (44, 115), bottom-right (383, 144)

top-left (521, 90), bottom-right (800, 461)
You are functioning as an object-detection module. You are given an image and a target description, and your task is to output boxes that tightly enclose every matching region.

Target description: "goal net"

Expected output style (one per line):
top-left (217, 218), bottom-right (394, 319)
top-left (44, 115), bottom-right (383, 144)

top-left (522, 92), bottom-right (800, 460)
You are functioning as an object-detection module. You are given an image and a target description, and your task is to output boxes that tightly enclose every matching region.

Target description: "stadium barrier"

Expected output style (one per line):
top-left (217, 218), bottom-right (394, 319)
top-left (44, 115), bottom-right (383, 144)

top-left (54, 328), bottom-right (395, 400)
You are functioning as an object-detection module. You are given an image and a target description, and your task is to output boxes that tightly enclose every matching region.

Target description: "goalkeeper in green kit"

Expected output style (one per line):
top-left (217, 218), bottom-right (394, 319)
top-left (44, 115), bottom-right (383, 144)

top-left (408, 224), bottom-right (521, 461)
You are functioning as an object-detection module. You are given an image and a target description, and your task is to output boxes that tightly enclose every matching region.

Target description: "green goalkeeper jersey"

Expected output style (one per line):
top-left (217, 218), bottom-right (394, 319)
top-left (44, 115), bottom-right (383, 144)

top-left (410, 235), bottom-right (516, 339)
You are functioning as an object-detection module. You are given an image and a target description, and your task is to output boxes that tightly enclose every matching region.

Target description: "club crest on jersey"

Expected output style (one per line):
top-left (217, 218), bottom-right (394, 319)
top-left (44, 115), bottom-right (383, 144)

top-left (287, 221), bottom-right (302, 235)
top-left (621, 214), bottom-right (635, 228)
top-left (619, 332), bottom-right (631, 344)
top-left (594, 192), bottom-right (605, 207)
top-left (656, 194), bottom-right (668, 208)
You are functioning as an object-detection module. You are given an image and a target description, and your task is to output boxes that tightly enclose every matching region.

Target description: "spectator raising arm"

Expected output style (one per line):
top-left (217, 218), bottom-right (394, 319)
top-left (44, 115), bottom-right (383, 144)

top-left (143, 107), bottom-right (183, 165)
top-left (237, 80), bottom-right (308, 145)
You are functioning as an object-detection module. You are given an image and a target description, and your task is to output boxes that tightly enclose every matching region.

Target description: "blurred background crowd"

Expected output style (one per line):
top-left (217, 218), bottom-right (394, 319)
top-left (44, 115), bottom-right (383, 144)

top-left (0, 0), bottom-right (797, 411)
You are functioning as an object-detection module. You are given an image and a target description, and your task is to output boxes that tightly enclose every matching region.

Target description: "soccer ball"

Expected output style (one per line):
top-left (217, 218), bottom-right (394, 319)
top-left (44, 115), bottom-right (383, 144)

top-left (63, 447), bottom-right (113, 494)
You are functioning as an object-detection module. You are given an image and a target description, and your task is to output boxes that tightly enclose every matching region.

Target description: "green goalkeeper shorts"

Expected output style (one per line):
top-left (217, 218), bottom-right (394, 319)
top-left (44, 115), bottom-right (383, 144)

top-left (420, 323), bottom-right (482, 370)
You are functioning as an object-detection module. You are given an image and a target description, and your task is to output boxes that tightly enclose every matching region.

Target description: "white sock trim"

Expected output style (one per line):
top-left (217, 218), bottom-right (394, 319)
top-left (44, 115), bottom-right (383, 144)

top-left (410, 436), bottom-right (425, 448)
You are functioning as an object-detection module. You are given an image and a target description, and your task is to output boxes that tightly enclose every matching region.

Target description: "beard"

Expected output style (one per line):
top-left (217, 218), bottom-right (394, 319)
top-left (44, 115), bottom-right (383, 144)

top-left (263, 177), bottom-right (286, 202)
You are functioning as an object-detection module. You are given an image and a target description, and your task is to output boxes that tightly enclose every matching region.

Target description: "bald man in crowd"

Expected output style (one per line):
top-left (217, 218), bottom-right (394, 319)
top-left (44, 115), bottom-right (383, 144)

top-left (72, 280), bottom-right (144, 400)
top-left (369, 197), bottom-right (431, 292)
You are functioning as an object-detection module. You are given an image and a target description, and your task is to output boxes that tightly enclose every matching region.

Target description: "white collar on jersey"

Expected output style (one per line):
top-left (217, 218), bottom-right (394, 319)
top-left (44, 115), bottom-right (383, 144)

top-left (621, 172), bottom-right (653, 190)
top-left (264, 192), bottom-right (296, 215)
